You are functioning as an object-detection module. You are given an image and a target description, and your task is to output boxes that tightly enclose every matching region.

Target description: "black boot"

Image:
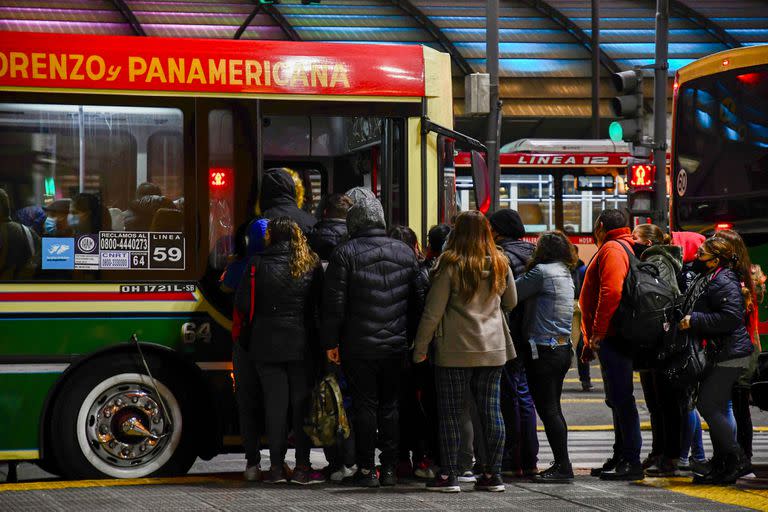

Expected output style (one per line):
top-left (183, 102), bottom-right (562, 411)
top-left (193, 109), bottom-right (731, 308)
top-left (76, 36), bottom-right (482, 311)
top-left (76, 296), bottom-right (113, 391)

top-left (531, 461), bottom-right (574, 484)
top-left (591, 455), bottom-right (620, 477)
top-left (718, 451), bottom-right (749, 485)
top-left (692, 455), bottom-right (726, 485)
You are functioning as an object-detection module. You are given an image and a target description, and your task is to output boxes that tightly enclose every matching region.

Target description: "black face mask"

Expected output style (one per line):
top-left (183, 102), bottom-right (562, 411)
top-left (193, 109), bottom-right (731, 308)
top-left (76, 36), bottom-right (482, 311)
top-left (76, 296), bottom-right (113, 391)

top-left (691, 259), bottom-right (711, 274)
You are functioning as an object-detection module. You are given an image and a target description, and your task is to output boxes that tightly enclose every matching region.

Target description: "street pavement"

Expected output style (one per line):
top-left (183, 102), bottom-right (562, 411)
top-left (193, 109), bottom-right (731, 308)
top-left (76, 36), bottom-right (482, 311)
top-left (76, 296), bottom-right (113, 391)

top-left (3, 362), bottom-right (768, 510)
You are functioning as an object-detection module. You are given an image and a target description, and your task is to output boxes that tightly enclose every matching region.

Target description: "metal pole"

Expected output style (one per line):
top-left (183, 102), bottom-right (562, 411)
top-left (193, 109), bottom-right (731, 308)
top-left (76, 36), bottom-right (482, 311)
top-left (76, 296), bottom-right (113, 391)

top-left (591, 0), bottom-right (600, 138)
top-left (653, 0), bottom-right (669, 228)
top-left (486, 0), bottom-right (501, 212)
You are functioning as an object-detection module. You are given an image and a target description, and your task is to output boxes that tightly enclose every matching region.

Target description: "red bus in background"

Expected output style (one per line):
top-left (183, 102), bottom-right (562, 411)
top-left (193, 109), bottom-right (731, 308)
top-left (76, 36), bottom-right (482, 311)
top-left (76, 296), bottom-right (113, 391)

top-left (456, 139), bottom-right (631, 261)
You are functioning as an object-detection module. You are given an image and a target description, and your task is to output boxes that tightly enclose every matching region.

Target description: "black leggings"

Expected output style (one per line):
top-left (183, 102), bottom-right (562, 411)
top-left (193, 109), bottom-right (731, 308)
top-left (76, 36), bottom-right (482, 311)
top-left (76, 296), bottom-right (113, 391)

top-left (255, 360), bottom-right (314, 468)
top-left (526, 345), bottom-right (572, 464)
top-left (639, 369), bottom-right (682, 460)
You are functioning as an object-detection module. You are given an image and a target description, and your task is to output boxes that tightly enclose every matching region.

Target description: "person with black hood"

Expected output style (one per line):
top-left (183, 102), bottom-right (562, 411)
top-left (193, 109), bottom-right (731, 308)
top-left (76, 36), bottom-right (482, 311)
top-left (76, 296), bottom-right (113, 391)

top-left (487, 208), bottom-right (539, 477)
top-left (322, 196), bottom-right (423, 488)
top-left (309, 193), bottom-right (353, 261)
top-left (259, 168), bottom-right (316, 234)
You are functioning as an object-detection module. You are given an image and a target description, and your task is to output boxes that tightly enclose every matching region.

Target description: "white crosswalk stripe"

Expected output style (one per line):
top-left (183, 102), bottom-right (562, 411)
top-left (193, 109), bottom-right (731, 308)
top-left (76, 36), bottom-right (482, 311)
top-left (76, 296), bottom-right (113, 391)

top-left (537, 431), bottom-right (768, 467)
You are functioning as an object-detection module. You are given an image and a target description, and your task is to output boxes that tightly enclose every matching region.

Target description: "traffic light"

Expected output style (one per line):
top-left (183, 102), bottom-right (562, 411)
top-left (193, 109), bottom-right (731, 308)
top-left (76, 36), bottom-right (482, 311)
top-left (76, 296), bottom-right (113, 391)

top-left (609, 69), bottom-right (644, 144)
top-left (626, 158), bottom-right (654, 215)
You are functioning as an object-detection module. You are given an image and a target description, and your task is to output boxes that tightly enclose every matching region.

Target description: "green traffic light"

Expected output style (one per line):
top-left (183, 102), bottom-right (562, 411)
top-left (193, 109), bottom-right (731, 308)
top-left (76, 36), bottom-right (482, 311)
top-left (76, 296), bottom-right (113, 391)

top-left (609, 121), bottom-right (623, 142)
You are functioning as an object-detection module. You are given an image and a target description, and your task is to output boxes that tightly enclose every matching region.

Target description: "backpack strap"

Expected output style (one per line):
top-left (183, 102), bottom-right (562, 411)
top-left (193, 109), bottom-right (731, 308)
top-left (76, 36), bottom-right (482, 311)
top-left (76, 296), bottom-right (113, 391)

top-left (248, 257), bottom-right (259, 323)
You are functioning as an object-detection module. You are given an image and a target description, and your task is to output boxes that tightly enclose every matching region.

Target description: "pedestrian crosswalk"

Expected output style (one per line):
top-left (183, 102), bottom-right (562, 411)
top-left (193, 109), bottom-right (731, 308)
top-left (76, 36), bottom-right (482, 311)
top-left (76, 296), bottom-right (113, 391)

top-left (537, 431), bottom-right (768, 468)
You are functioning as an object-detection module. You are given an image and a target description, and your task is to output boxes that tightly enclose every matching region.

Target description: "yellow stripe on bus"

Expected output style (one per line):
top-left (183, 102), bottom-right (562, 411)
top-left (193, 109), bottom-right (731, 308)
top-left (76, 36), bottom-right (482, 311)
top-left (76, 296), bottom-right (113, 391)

top-left (0, 450), bottom-right (39, 461)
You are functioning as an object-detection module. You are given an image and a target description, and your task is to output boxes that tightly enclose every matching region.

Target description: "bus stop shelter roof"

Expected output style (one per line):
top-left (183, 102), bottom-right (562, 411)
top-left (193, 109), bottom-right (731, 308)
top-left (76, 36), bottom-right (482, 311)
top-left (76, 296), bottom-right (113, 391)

top-left (1, 0), bottom-right (767, 121)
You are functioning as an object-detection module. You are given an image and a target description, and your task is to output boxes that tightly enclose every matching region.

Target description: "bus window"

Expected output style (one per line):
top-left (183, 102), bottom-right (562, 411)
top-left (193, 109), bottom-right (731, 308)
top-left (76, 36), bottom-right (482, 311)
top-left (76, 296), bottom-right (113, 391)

top-left (562, 174), bottom-right (626, 234)
top-left (208, 110), bottom-right (235, 271)
top-left (0, 103), bottom-right (185, 280)
top-left (501, 174), bottom-right (554, 232)
top-left (675, 68), bottom-right (768, 234)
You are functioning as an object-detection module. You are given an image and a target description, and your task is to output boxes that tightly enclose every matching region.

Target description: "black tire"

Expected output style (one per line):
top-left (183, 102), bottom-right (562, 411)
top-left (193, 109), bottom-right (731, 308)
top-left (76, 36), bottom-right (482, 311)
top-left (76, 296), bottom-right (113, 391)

top-left (49, 354), bottom-right (197, 479)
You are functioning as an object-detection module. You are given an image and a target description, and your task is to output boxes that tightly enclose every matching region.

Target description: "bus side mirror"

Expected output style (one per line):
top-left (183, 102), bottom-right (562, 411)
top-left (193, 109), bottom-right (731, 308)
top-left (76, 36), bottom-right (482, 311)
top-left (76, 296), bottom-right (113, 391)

top-left (470, 150), bottom-right (491, 214)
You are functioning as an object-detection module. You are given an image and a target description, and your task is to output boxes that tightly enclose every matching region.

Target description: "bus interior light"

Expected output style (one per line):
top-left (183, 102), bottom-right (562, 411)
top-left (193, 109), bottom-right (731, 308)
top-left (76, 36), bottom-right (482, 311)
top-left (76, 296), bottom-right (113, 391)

top-left (715, 222), bottom-right (733, 231)
top-left (210, 168), bottom-right (231, 188)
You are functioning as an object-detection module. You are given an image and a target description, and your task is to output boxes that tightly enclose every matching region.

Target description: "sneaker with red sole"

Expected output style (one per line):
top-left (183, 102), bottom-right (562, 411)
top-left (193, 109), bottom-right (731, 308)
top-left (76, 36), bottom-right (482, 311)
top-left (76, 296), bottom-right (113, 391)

top-left (291, 466), bottom-right (325, 485)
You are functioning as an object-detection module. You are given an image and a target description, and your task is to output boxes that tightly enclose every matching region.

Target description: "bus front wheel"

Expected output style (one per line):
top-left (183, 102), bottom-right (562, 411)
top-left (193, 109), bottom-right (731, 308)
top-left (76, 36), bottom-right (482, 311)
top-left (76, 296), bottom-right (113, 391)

top-left (50, 358), bottom-right (197, 479)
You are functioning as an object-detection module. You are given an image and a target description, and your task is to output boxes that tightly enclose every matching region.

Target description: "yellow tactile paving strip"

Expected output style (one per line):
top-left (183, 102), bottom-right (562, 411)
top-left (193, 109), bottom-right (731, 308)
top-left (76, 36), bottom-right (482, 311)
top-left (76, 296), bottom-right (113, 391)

top-left (642, 477), bottom-right (768, 511)
top-left (0, 475), bottom-right (229, 493)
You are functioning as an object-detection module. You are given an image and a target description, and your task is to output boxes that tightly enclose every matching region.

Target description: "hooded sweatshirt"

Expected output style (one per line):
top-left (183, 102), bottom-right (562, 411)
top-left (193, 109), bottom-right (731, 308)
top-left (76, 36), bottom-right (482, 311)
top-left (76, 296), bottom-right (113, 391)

top-left (322, 196), bottom-right (421, 359)
top-left (345, 186), bottom-right (377, 206)
top-left (671, 231), bottom-right (705, 264)
top-left (259, 169), bottom-right (316, 233)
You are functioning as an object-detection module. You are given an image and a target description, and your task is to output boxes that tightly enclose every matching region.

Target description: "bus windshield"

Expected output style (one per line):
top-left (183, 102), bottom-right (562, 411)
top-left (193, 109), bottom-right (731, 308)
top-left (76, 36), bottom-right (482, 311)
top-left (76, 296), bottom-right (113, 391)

top-left (674, 66), bottom-right (768, 234)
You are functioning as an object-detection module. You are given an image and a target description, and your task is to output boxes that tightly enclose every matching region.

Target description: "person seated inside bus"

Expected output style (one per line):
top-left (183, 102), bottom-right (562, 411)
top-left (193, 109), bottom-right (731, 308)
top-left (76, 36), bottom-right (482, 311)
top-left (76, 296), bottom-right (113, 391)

top-left (124, 182), bottom-right (176, 231)
top-left (16, 205), bottom-right (45, 236)
top-left (42, 199), bottom-right (72, 237)
top-left (70, 193), bottom-right (111, 235)
top-left (0, 188), bottom-right (40, 280)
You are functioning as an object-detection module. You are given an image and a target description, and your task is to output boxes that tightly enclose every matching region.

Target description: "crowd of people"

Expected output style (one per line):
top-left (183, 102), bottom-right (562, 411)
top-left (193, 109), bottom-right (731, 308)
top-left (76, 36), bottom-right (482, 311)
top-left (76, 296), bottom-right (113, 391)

top-left (226, 167), bottom-right (765, 491)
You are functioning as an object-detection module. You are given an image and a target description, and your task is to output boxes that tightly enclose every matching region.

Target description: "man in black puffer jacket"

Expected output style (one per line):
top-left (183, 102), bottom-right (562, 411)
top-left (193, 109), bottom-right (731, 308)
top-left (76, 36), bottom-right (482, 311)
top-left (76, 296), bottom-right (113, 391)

top-left (259, 168), bottom-right (316, 234)
top-left (488, 208), bottom-right (539, 476)
top-left (322, 196), bottom-right (422, 488)
top-left (309, 193), bottom-right (352, 261)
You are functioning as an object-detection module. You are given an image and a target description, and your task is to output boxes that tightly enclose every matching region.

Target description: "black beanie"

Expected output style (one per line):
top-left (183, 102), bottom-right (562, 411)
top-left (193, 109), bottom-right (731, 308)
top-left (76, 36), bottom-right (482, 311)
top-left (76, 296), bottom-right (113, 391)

top-left (488, 209), bottom-right (526, 239)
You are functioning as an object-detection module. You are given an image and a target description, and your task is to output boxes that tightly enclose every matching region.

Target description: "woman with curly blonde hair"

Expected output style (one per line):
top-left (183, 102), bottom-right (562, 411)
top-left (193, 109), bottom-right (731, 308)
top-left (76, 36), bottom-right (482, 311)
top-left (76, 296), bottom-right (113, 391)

top-left (235, 217), bottom-right (324, 485)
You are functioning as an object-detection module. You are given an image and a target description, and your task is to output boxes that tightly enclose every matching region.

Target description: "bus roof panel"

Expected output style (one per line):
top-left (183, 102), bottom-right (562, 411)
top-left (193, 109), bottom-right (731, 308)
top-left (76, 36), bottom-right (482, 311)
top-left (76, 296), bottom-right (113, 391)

top-left (500, 138), bottom-right (631, 154)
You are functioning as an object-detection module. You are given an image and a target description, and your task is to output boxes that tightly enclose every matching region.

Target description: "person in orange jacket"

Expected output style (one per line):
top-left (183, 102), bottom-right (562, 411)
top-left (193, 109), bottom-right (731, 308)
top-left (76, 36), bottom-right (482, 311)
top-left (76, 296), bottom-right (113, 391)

top-left (579, 209), bottom-right (644, 481)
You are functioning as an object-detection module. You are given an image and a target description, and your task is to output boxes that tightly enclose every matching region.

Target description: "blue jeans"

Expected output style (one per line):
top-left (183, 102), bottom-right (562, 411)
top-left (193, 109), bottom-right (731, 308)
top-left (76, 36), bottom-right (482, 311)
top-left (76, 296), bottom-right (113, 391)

top-left (598, 338), bottom-right (642, 464)
top-left (680, 410), bottom-right (705, 462)
top-left (500, 359), bottom-right (539, 470)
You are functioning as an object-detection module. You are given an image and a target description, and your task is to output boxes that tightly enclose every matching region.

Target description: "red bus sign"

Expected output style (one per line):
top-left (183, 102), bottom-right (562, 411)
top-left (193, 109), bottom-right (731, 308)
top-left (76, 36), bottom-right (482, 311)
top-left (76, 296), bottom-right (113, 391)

top-left (0, 31), bottom-right (426, 97)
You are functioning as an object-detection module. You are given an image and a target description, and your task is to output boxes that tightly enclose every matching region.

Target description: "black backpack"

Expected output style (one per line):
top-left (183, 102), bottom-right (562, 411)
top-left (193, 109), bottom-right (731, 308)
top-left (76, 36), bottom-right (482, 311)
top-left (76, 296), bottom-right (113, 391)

top-left (611, 241), bottom-right (679, 351)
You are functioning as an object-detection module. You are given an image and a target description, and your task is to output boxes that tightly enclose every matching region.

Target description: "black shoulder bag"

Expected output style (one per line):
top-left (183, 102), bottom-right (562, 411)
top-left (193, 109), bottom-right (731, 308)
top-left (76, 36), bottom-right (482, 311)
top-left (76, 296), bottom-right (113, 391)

top-left (661, 270), bottom-right (720, 389)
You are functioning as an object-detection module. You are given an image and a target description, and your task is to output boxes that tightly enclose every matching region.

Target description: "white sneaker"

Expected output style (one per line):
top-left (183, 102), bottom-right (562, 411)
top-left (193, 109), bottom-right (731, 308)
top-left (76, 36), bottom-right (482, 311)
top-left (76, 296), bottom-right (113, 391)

top-left (330, 464), bottom-right (357, 482)
top-left (458, 470), bottom-right (476, 483)
top-left (243, 465), bottom-right (263, 482)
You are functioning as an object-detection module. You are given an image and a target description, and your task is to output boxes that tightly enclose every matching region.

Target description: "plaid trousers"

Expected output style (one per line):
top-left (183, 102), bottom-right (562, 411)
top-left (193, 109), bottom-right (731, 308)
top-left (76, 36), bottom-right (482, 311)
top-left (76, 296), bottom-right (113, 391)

top-left (436, 366), bottom-right (505, 474)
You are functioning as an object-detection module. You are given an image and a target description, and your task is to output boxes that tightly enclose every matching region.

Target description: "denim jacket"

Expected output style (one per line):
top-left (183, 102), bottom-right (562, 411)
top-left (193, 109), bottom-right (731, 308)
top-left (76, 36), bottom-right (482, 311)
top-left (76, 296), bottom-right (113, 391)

top-left (515, 262), bottom-right (575, 359)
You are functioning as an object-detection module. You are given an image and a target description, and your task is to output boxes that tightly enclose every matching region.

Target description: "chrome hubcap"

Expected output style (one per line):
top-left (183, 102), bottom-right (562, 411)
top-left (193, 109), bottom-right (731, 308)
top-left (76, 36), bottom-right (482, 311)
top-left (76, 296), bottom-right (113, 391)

top-left (85, 385), bottom-right (169, 467)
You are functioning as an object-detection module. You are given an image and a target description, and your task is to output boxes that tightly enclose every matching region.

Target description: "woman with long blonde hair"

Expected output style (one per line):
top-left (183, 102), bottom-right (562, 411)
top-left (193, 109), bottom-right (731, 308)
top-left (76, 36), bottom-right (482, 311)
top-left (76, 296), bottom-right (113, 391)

top-left (413, 210), bottom-right (517, 493)
top-left (234, 217), bottom-right (324, 485)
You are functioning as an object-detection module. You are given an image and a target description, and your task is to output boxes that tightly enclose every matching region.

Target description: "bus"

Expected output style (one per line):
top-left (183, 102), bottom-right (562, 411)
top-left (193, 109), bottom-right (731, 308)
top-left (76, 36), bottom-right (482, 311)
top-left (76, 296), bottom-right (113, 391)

top-left (0, 31), bottom-right (477, 479)
top-left (456, 139), bottom-right (631, 261)
top-left (670, 44), bottom-right (768, 348)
